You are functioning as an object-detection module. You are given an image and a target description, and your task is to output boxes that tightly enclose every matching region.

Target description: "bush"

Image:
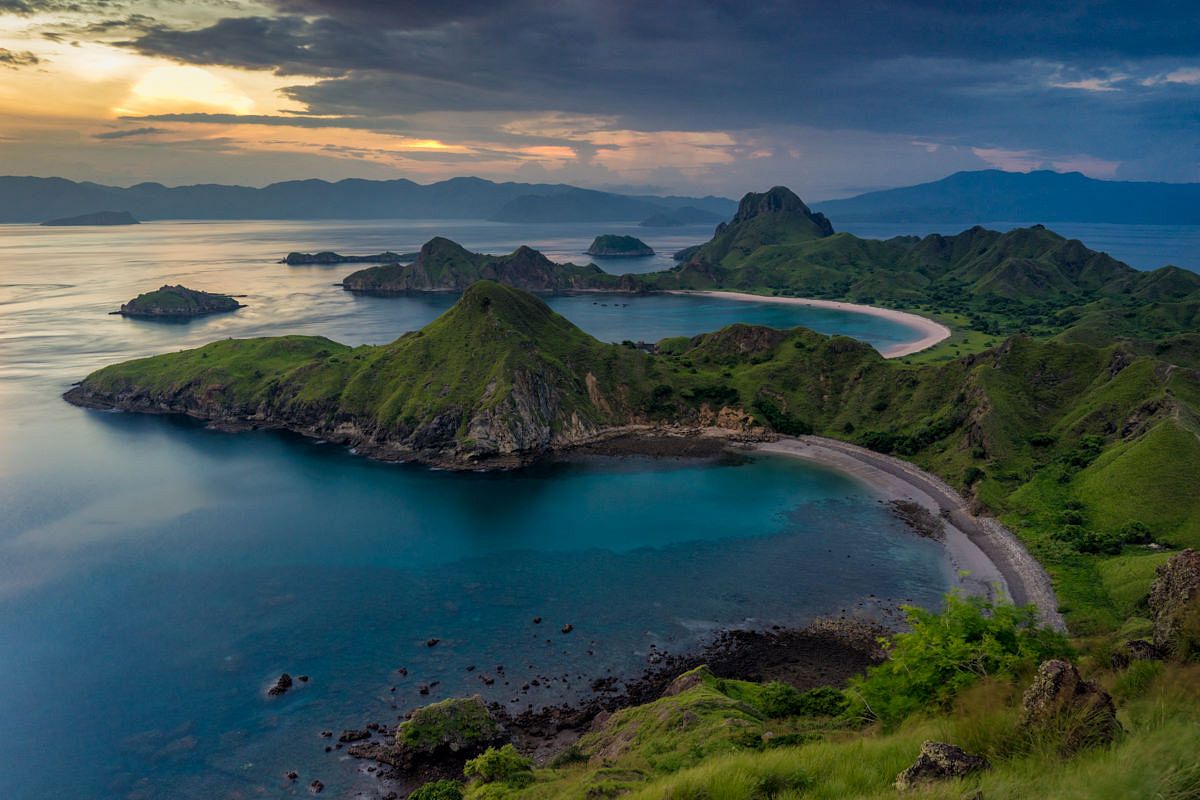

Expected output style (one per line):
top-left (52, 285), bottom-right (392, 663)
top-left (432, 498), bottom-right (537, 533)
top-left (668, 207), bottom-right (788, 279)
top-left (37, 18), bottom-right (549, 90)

top-left (752, 683), bottom-right (848, 718)
top-left (409, 780), bottom-right (464, 800)
top-left (845, 592), bottom-right (1071, 726)
top-left (464, 744), bottom-right (534, 788)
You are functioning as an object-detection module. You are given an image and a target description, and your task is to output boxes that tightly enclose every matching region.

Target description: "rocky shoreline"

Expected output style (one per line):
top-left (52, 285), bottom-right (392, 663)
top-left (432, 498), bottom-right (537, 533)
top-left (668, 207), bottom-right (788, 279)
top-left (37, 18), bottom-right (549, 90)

top-left (333, 615), bottom-right (892, 796)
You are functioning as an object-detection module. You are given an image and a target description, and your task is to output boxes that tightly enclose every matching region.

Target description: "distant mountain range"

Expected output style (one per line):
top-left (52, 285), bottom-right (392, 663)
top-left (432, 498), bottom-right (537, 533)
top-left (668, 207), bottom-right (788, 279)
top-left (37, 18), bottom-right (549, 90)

top-left (815, 170), bottom-right (1200, 224)
top-left (7, 170), bottom-right (1200, 226)
top-left (0, 175), bottom-right (735, 224)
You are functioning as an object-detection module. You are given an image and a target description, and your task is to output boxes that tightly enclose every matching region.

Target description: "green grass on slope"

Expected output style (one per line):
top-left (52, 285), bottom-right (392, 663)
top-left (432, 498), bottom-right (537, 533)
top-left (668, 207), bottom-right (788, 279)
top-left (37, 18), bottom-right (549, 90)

top-left (1075, 421), bottom-right (1200, 549)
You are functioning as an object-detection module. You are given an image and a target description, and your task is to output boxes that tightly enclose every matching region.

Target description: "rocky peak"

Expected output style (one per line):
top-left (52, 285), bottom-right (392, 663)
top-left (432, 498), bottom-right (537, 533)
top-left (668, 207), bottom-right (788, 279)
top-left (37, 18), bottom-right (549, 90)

top-left (729, 186), bottom-right (834, 236)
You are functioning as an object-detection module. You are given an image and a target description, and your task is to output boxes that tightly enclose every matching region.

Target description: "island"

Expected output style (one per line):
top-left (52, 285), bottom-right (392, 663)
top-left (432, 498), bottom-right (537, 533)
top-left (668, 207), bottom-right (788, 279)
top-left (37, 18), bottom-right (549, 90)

top-left (585, 234), bottom-right (655, 257)
top-left (114, 285), bottom-right (243, 318)
top-left (282, 250), bottom-right (418, 265)
top-left (340, 237), bottom-right (640, 294)
top-left (41, 210), bottom-right (138, 227)
top-left (639, 205), bottom-right (724, 227)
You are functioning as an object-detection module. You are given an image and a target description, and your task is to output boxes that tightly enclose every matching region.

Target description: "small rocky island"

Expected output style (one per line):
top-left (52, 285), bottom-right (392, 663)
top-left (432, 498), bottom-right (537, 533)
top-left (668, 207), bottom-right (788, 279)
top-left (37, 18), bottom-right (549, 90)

top-left (282, 250), bottom-right (418, 265)
top-left (115, 285), bottom-right (243, 318)
top-left (41, 210), bottom-right (139, 227)
top-left (585, 234), bottom-right (655, 257)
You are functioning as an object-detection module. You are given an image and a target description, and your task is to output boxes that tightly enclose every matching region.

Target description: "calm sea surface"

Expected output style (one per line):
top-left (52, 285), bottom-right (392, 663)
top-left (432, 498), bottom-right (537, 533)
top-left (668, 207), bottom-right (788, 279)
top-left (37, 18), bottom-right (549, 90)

top-left (5, 216), bottom-right (1176, 799)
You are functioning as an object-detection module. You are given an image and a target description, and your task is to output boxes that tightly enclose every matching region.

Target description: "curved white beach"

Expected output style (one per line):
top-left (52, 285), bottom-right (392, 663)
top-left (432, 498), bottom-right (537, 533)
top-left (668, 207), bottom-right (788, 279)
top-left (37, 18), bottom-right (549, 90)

top-left (667, 290), bottom-right (952, 358)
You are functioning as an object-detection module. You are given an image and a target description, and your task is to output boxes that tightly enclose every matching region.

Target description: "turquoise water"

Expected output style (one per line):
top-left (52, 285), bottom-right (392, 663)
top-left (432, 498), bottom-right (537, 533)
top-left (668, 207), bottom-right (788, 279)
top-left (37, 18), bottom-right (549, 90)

top-left (0, 220), bottom-right (951, 799)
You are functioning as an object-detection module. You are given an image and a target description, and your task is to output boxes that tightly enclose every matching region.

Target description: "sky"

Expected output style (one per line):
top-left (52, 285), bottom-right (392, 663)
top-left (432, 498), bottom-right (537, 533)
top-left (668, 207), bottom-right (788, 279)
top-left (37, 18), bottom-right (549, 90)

top-left (0, 0), bottom-right (1197, 199)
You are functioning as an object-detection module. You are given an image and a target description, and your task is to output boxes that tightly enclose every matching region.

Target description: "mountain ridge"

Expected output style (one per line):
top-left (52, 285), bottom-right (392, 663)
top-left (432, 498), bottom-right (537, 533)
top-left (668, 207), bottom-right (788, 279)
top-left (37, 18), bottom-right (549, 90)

top-left (815, 169), bottom-right (1200, 224)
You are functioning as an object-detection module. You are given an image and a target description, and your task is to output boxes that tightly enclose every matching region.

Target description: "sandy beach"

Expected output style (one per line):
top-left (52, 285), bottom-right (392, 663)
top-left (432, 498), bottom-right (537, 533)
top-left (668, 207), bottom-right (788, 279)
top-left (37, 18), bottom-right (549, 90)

top-left (667, 290), bottom-right (952, 358)
top-left (755, 435), bottom-right (1065, 632)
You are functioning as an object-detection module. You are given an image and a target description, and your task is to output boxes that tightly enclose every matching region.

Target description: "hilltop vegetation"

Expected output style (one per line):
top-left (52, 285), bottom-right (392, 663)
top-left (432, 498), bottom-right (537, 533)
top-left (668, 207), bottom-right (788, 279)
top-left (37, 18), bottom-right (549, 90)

top-left (116, 284), bottom-right (242, 318)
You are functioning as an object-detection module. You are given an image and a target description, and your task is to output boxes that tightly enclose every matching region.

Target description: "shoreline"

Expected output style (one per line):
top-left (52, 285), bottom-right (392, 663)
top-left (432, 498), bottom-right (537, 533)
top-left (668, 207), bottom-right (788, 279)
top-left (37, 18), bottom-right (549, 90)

top-left (666, 289), bottom-right (952, 358)
top-left (755, 435), bottom-right (1065, 632)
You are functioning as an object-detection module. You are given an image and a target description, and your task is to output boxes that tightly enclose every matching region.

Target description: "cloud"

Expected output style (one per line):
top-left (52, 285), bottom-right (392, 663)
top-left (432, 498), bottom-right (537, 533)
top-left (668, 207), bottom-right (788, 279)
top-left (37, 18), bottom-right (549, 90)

top-left (0, 47), bottom-right (40, 68)
top-left (93, 125), bottom-right (168, 139)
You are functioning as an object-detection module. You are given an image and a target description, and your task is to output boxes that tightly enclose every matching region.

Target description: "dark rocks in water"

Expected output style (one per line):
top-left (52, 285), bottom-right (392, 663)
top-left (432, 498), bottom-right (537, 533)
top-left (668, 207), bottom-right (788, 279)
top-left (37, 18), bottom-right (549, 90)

top-left (283, 250), bottom-right (417, 266)
top-left (41, 210), bottom-right (138, 226)
top-left (585, 234), bottom-right (654, 257)
top-left (532, 617), bottom-right (542, 625)
top-left (426, 638), bottom-right (440, 647)
top-left (1149, 548), bottom-right (1200, 658)
top-left (309, 778), bottom-right (324, 794)
top-left (419, 684), bottom-right (430, 695)
top-left (561, 624), bottom-right (573, 634)
top-left (339, 729), bottom-right (371, 743)
top-left (894, 740), bottom-right (990, 790)
top-left (320, 730), bottom-right (332, 738)
top-left (396, 667), bottom-right (409, 677)
top-left (298, 675), bottom-right (310, 683)
top-left (267, 673), bottom-right (293, 696)
top-left (116, 284), bottom-right (243, 318)
top-left (285, 771), bottom-right (298, 781)
top-left (1020, 660), bottom-right (1121, 753)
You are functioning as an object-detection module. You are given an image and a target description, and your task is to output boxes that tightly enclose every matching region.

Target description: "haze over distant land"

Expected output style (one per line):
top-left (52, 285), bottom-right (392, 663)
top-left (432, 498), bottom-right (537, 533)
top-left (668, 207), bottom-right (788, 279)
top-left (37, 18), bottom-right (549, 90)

top-left (0, 176), bottom-right (733, 223)
top-left (816, 170), bottom-right (1200, 224)
top-left (4, 171), bottom-right (1199, 225)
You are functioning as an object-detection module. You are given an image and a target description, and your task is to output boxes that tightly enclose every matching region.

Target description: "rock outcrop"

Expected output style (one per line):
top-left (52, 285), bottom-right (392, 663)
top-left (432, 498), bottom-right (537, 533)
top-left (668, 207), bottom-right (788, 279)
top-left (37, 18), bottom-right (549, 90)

top-left (1019, 660), bottom-right (1120, 753)
top-left (350, 696), bottom-right (507, 780)
top-left (1148, 549), bottom-right (1200, 658)
top-left (894, 741), bottom-right (989, 791)
top-left (117, 285), bottom-right (243, 318)
top-left (585, 234), bottom-right (655, 257)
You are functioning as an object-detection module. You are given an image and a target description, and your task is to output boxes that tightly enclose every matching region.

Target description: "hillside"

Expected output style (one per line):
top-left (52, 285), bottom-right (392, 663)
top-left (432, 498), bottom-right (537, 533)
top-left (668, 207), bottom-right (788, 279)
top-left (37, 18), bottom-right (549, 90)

top-left (340, 238), bottom-right (638, 294)
top-left (0, 175), bottom-right (734, 223)
top-left (67, 282), bottom-right (661, 466)
top-left (815, 169), bottom-right (1200, 224)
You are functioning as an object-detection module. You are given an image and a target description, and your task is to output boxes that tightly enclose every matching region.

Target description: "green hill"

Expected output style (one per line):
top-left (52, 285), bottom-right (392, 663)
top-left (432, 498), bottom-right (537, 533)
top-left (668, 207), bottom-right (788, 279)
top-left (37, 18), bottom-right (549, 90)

top-left (116, 284), bottom-right (242, 317)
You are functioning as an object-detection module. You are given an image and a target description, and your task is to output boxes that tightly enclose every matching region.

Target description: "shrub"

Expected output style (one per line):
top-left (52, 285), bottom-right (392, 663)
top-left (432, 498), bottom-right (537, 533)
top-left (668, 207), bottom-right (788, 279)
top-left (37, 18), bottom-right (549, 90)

top-left (845, 592), bottom-right (1071, 726)
top-left (409, 780), bottom-right (464, 800)
top-left (464, 744), bottom-right (534, 788)
top-left (751, 684), bottom-right (848, 718)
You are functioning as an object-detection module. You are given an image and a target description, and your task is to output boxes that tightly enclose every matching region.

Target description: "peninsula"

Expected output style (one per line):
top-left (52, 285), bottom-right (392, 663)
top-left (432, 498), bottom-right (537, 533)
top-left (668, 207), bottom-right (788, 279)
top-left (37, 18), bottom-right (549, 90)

top-left (340, 237), bottom-right (640, 294)
top-left (282, 250), bottom-right (418, 265)
top-left (114, 285), bottom-right (243, 318)
top-left (41, 210), bottom-right (138, 226)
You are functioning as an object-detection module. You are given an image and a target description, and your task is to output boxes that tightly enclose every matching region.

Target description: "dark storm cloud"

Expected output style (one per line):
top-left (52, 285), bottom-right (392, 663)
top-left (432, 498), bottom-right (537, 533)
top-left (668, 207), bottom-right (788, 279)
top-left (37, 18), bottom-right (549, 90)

top-left (0, 47), bottom-right (40, 67)
top-left (93, 126), bottom-right (168, 138)
top-left (62, 1), bottom-right (1200, 180)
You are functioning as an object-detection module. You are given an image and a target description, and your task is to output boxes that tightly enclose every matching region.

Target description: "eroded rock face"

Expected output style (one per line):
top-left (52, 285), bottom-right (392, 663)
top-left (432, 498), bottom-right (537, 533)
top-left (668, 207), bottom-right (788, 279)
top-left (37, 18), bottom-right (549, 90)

top-left (894, 741), bottom-right (989, 791)
top-left (1149, 549), bottom-right (1200, 657)
top-left (1020, 660), bottom-right (1120, 753)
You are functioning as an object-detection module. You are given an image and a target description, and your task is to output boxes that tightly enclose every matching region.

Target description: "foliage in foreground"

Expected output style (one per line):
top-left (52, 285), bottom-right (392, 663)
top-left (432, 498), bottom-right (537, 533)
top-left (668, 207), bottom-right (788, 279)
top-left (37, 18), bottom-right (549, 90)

top-left (845, 593), bottom-right (1072, 726)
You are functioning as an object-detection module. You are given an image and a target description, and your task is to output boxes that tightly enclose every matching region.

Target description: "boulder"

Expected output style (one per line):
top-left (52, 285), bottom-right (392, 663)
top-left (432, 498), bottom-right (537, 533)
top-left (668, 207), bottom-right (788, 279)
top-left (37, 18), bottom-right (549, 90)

top-left (1148, 549), bottom-right (1200, 658)
top-left (1020, 660), bottom-right (1120, 752)
top-left (894, 740), bottom-right (989, 790)
top-left (375, 696), bottom-right (507, 773)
